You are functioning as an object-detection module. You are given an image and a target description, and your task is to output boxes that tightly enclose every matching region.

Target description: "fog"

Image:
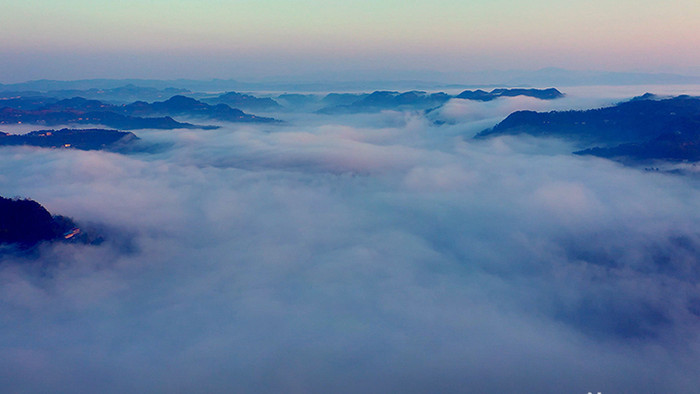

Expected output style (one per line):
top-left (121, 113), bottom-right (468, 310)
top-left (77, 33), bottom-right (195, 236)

top-left (1, 89), bottom-right (700, 393)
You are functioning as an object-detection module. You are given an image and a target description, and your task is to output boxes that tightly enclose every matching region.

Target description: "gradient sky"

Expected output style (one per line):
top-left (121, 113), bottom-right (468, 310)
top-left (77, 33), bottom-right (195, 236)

top-left (1, 0), bottom-right (699, 82)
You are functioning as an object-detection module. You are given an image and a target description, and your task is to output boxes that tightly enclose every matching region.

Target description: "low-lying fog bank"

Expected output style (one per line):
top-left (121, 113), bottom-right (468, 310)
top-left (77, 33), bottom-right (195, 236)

top-left (1, 86), bottom-right (700, 393)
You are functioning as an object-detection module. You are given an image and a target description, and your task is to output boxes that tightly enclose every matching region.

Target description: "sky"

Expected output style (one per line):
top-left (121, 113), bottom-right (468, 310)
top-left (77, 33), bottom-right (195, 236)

top-left (1, 0), bottom-right (699, 82)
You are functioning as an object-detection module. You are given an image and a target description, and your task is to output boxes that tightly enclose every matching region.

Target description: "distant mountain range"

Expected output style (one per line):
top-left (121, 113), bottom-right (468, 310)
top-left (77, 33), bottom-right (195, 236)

top-left (121, 95), bottom-right (277, 123)
top-left (0, 128), bottom-right (139, 151)
top-left (317, 88), bottom-right (564, 114)
top-left (0, 107), bottom-right (208, 130)
top-left (0, 88), bottom-right (566, 120)
top-left (317, 91), bottom-right (451, 114)
top-left (0, 95), bottom-right (277, 129)
top-left (0, 78), bottom-right (469, 94)
top-left (203, 91), bottom-right (282, 111)
top-left (0, 84), bottom-right (191, 103)
top-left (499, 68), bottom-right (700, 87)
top-left (2, 68), bottom-right (699, 92)
top-left (0, 196), bottom-right (88, 250)
top-left (455, 88), bottom-right (563, 101)
top-left (476, 95), bottom-right (700, 163)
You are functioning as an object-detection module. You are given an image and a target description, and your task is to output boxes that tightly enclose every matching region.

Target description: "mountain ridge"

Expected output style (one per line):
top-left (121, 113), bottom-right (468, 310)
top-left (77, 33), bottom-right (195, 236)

top-left (476, 95), bottom-right (700, 164)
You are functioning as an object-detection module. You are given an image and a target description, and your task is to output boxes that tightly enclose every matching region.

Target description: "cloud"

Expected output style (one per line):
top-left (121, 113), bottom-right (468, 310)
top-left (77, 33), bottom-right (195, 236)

top-left (1, 99), bottom-right (700, 393)
top-left (428, 89), bottom-right (633, 137)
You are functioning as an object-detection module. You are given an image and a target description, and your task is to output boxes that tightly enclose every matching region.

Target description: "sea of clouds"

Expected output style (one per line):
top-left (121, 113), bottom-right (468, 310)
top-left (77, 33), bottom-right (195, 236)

top-left (1, 87), bottom-right (700, 393)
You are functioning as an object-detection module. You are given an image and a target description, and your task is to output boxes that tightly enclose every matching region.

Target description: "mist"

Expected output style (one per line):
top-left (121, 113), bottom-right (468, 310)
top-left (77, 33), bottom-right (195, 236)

top-left (1, 89), bottom-right (700, 393)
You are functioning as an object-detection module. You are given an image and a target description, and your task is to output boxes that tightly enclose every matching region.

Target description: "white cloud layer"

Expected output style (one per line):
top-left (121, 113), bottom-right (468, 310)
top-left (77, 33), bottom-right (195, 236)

top-left (1, 96), bottom-right (700, 393)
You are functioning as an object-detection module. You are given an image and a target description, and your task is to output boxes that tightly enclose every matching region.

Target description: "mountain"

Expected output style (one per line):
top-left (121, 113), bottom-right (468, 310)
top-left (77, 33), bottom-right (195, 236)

top-left (0, 196), bottom-right (83, 249)
top-left (0, 85), bottom-right (191, 103)
top-left (3, 70), bottom-right (700, 93)
top-left (43, 97), bottom-right (112, 112)
top-left (47, 85), bottom-right (191, 103)
top-left (0, 106), bottom-right (210, 130)
top-left (317, 91), bottom-right (452, 114)
top-left (477, 95), bottom-right (700, 143)
top-left (574, 129), bottom-right (700, 163)
top-left (476, 95), bottom-right (700, 163)
top-left (502, 68), bottom-right (700, 87)
top-left (0, 128), bottom-right (139, 151)
top-left (0, 96), bottom-right (61, 110)
top-left (321, 93), bottom-right (368, 106)
top-left (456, 88), bottom-right (563, 101)
top-left (0, 95), bottom-right (279, 129)
top-left (122, 95), bottom-right (278, 123)
top-left (203, 91), bottom-right (282, 111)
top-left (0, 78), bottom-right (476, 94)
top-left (318, 88), bottom-right (563, 114)
top-left (276, 93), bottom-right (320, 106)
